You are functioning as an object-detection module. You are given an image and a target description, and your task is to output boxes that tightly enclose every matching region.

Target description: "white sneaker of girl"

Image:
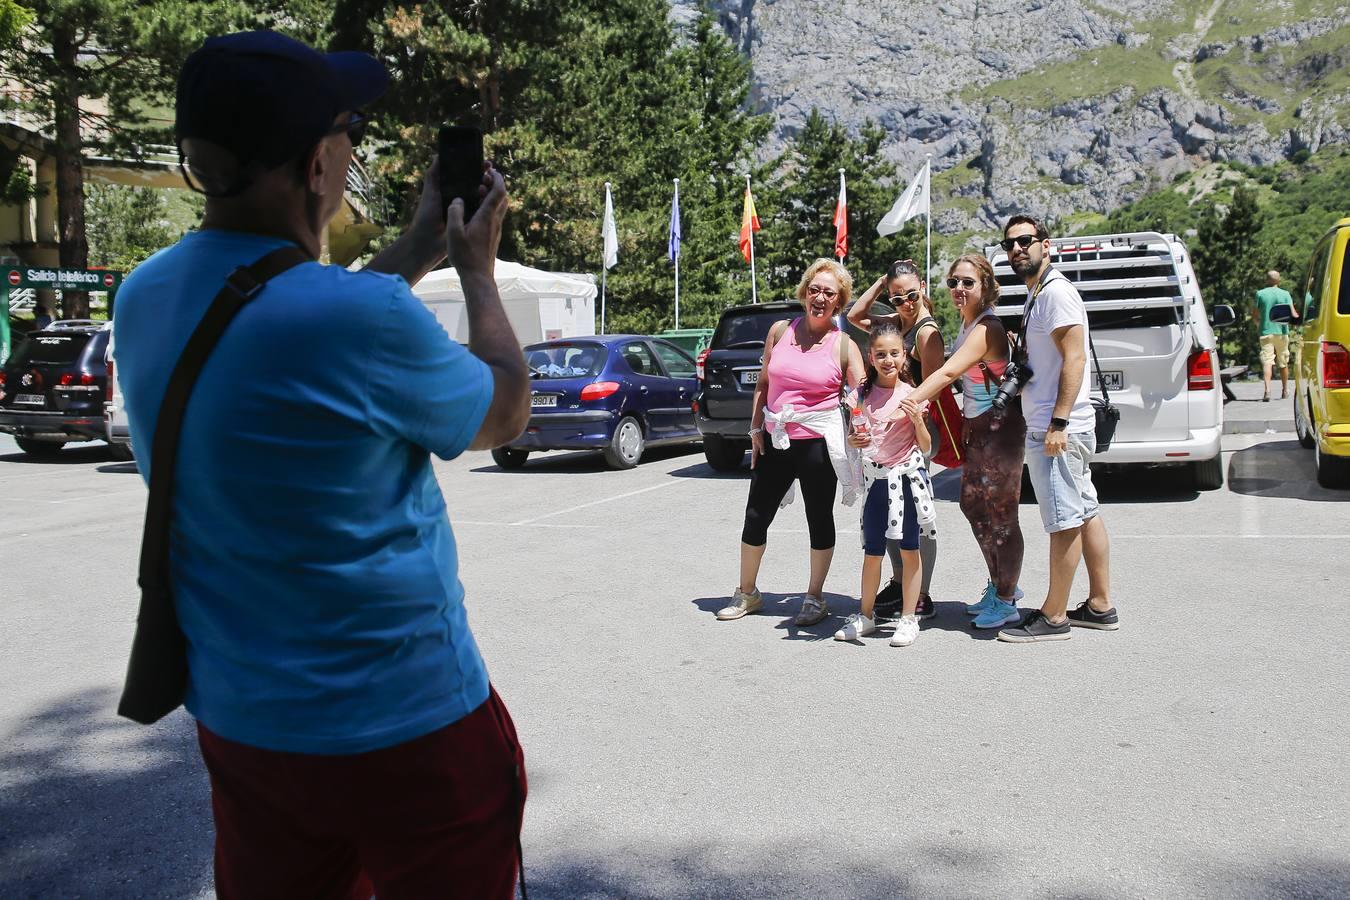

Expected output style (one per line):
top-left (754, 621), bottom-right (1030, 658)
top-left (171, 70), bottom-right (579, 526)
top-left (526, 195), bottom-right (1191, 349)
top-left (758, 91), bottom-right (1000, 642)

top-left (890, 614), bottom-right (920, 647)
top-left (834, 612), bottom-right (877, 641)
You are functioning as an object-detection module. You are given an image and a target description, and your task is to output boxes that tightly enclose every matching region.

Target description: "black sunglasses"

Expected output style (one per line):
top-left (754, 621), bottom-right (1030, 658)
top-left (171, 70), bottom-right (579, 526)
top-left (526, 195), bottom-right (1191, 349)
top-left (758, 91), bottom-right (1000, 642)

top-left (946, 277), bottom-right (977, 290)
top-left (1000, 234), bottom-right (1037, 252)
top-left (325, 112), bottom-right (370, 148)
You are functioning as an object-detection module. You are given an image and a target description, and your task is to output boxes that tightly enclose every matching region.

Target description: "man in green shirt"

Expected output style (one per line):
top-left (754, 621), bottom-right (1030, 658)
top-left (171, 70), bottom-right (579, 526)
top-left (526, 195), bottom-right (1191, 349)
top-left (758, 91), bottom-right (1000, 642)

top-left (1254, 270), bottom-right (1299, 402)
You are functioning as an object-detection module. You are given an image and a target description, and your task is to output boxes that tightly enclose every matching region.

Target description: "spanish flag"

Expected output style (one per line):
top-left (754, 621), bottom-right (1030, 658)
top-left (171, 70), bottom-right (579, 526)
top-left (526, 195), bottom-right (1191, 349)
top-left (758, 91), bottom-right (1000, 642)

top-left (739, 185), bottom-right (760, 263)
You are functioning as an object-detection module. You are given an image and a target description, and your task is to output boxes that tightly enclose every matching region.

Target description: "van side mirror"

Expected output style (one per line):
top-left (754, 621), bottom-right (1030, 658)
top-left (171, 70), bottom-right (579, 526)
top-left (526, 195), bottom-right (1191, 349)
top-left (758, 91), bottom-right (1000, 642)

top-left (1210, 304), bottom-right (1236, 328)
top-left (1269, 303), bottom-right (1296, 323)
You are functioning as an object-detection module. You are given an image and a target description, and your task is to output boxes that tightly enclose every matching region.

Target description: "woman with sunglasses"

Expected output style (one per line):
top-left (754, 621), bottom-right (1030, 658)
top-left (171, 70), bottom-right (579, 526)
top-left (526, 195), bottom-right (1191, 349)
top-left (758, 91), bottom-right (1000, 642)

top-left (717, 259), bottom-right (866, 628)
top-left (899, 255), bottom-right (1026, 629)
top-left (847, 259), bottom-right (945, 620)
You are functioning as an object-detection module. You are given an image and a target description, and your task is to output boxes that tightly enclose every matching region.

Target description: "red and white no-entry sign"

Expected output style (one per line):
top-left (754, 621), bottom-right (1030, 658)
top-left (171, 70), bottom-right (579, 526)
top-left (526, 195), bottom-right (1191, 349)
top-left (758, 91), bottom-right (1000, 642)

top-left (103, 273), bottom-right (115, 287)
top-left (7, 270), bottom-right (20, 286)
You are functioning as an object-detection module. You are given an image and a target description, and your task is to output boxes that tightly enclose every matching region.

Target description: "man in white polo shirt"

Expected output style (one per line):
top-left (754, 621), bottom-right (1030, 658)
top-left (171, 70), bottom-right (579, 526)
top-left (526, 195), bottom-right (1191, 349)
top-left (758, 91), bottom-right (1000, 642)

top-left (996, 215), bottom-right (1118, 643)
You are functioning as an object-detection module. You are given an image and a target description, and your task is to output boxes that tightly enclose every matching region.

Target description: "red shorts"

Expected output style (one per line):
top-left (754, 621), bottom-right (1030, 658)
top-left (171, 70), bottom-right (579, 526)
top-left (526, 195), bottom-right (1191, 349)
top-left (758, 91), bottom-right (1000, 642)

top-left (197, 686), bottom-right (526, 900)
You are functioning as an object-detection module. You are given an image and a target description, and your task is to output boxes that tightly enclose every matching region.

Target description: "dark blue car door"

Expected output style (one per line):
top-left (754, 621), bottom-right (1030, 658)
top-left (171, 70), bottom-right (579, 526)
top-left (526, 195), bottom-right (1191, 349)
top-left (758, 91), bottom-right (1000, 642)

top-left (649, 340), bottom-right (699, 437)
top-left (616, 340), bottom-right (677, 439)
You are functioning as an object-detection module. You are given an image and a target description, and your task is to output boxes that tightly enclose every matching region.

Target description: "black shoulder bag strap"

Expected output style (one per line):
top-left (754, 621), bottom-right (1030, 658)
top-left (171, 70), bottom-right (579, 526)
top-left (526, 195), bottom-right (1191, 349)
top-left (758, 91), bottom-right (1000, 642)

top-left (1088, 333), bottom-right (1111, 403)
top-left (118, 245), bottom-right (311, 725)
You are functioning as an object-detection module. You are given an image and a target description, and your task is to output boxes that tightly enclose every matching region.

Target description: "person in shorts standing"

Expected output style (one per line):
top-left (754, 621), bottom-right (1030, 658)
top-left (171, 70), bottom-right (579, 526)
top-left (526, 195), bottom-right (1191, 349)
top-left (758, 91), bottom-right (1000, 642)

top-left (1254, 270), bottom-right (1299, 402)
top-left (995, 215), bottom-right (1118, 643)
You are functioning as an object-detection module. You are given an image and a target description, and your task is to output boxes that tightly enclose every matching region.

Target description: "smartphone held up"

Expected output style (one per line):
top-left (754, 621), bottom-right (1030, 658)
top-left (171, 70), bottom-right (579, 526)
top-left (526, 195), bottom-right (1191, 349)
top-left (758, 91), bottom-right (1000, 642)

top-left (437, 125), bottom-right (484, 223)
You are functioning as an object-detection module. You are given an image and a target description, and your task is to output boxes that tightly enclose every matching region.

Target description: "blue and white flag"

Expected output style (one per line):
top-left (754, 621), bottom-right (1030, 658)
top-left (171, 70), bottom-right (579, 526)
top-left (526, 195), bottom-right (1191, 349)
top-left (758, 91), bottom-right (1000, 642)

top-left (668, 181), bottom-right (682, 263)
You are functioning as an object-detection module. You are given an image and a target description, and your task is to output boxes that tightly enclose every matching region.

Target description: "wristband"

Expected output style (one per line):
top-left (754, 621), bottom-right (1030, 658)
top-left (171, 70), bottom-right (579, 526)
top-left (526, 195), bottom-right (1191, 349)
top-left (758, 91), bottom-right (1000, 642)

top-left (749, 427), bottom-right (763, 436)
top-left (1049, 417), bottom-right (1069, 430)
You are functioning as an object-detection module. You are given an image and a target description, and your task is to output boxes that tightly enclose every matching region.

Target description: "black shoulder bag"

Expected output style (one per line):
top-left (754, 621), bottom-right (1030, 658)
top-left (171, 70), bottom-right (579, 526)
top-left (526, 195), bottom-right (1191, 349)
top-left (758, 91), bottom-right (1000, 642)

top-left (1088, 334), bottom-right (1120, 451)
top-left (118, 246), bottom-right (311, 725)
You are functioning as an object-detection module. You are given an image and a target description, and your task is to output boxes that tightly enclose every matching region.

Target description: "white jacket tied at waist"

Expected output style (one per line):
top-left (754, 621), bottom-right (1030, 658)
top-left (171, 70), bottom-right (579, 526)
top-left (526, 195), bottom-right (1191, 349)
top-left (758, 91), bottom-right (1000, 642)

top-left (763, 404), bottom-right (861, 507)
top-left (861, 449), bottom-right (936, 543)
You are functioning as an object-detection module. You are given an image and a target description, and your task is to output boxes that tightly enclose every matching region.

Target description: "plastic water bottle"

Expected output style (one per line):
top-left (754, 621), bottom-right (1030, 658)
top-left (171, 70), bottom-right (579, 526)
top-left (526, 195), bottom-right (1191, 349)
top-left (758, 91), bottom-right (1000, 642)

top-left (851, 407), bottom-right (869, 438)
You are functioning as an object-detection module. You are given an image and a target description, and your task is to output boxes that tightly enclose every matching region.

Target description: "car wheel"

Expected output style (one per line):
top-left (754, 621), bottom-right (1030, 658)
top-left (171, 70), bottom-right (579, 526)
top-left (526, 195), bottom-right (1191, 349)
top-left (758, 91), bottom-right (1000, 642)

top-left (603, 416), bottom-right (644, 469)
top-left (107, 441), bottom-right (135, 461)
top-left (1191, 454), bottom-right (1224, 491)
top-left (491, 447), bottom-right (529, 470)
top-left (1295, 393), bottom-right (1315, 449)
top-left (702, 434), bottom-right (746, 471)
top-left (1315, 442), bottom-right (1350, 489)
top-left (15, 437), bottom-right (65, 458)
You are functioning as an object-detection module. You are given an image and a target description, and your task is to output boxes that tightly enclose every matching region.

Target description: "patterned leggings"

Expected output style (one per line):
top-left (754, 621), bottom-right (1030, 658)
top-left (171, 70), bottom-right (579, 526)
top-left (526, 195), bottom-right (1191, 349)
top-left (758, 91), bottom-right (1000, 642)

top-left (960, 407), bottom-right (1026, 599)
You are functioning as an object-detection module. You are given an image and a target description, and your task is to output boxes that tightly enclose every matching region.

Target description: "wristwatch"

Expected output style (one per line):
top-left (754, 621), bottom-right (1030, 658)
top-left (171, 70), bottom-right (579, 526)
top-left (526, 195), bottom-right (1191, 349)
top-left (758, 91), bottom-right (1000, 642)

top-left (1049, 417), bottom-right (1069, 431)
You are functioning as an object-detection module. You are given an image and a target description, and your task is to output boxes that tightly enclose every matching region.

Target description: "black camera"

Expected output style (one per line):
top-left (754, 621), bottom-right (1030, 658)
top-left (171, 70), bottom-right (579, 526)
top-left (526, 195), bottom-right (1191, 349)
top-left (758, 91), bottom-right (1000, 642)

top-left (991, 357), bottom-right (1033, 412)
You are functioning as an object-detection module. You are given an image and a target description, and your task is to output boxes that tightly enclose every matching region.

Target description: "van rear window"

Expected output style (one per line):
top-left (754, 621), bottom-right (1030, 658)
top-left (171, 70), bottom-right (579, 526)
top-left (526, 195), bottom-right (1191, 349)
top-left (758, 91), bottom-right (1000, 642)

top-left (994, 306), bottom-right (1178, 334)
top-left (1340, 242), bottom-right (1350, 316)
top-left (8, 333), bottom-right (91, 366)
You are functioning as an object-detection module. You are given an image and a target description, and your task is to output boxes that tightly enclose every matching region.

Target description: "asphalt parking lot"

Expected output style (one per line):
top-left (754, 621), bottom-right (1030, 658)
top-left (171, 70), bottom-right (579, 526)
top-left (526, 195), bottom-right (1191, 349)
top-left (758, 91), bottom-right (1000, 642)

top-left (2, 414), bottom-right (1348, 899)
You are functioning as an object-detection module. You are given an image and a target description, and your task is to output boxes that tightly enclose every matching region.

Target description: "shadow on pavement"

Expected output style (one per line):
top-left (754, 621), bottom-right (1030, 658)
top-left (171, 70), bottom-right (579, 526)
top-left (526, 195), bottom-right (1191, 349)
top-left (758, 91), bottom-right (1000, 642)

top-left (0, 690), bottom-right (213, 899)
top-left (0, 443), bottom-right (116, 466)
top-left (1227, 439), bottom-right (1350, 502)
top-left (97, 461), bottom-right (141, 475)
top-left (469, 444), bottom-right (701, 475)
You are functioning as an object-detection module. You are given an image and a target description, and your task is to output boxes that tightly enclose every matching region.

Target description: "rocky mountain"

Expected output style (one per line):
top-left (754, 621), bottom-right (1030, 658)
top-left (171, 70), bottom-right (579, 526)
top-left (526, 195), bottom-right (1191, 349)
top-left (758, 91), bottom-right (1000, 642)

top-left (673, 0), bottom-right (1349, 235)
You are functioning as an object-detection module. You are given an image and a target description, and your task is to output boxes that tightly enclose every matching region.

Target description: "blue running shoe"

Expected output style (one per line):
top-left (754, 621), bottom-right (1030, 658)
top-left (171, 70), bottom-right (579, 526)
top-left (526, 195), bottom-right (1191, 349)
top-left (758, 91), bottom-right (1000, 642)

top-left (965, 581), bottom-right (998, 616)
top-left (973, 598), bottom-right (1021, 629)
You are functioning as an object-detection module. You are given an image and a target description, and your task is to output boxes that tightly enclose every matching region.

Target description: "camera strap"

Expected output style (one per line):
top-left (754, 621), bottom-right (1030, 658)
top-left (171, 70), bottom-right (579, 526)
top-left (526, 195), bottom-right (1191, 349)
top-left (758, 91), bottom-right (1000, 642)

top-left (1009, 264), bottom-right (1061, 359)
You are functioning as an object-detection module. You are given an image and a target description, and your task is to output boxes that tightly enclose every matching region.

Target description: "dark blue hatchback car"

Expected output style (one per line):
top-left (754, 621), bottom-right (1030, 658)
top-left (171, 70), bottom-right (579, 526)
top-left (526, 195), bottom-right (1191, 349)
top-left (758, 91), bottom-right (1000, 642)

top-left (492, 335), bottom-right (700, 469)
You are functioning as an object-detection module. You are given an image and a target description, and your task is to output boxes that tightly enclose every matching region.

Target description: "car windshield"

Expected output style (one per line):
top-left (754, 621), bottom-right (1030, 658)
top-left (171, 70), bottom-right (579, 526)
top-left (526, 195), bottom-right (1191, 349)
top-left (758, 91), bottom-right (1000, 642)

top-left (7, 332), bottom-right (92, 366)
top-left (525, 341), bottom-right (607, 378)
top-left (713, 308), bottom-right (798, 349)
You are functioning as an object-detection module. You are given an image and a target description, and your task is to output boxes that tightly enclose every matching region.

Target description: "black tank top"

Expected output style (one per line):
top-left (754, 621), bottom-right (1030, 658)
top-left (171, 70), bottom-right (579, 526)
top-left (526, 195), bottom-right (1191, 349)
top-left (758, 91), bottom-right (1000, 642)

top-left (904, 316), bottom-right (940, 383)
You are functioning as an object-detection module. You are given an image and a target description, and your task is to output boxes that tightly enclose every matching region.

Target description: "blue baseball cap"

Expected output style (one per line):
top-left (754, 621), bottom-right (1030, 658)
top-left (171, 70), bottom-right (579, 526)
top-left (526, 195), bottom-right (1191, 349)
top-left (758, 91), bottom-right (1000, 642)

top-left (176, 30), bottom-right (388, 169)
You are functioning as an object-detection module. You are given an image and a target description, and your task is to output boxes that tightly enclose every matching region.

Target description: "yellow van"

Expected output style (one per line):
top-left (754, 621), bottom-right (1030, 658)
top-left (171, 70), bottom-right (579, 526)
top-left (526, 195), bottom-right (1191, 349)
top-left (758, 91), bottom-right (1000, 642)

top-left (1290, 216), bottom-right (1350, 488)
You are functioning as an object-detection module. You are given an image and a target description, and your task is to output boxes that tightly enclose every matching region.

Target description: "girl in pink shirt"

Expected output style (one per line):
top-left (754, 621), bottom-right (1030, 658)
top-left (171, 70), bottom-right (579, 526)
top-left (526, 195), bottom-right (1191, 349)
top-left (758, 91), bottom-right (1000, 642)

top-left (836, 321), bottom-right (936, 647)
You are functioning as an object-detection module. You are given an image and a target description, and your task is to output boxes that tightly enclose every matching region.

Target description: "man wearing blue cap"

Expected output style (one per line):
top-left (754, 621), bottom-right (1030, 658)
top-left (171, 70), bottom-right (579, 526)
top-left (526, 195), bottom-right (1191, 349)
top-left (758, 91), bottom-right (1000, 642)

top-left (113, 31), bottom-right (531, 898)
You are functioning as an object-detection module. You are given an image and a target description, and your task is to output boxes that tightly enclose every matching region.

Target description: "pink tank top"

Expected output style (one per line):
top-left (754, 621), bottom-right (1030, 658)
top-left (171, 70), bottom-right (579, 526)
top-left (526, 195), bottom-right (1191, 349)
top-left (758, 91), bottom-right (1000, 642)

top-left (765, 319), bottom-right (844, 440)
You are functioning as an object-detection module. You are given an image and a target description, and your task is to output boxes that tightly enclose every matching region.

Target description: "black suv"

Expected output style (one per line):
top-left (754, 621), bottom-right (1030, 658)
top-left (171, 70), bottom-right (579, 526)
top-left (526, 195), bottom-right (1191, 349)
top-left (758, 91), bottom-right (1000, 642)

top-left (0, 320), bottom-right (111, 457)
top-left (693, 301), bottom-right (804, 470)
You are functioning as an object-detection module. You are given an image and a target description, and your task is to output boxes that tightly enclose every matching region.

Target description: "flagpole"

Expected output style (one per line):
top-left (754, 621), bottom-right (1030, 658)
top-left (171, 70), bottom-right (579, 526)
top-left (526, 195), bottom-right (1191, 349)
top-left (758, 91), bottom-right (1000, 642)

top-left (601, 268), bottom-right (606, 335)
top-left (746, 174), bottom-right (758, 305)
top-left (673, 178), bottom-right (680, 329)
top-left (924, 154), bottom-right (932, 288)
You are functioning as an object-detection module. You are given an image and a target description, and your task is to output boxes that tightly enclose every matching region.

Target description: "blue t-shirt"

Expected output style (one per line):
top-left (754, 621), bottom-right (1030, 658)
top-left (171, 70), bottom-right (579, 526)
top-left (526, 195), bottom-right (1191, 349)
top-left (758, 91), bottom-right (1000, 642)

top-left (114, 230), bottom-right (494, 754)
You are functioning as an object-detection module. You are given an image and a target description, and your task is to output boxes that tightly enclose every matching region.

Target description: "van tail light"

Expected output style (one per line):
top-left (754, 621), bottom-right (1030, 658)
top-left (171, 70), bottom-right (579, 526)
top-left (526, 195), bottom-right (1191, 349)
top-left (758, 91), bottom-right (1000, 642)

top-left (1322, 342), bottom-right (1350, 389)
top-left (0, 372), bottom-right (6, 386)
top-left (106, 358), bottom-right (115, 402)
top-left (59, 373), bottom-right (74, 385)
top-left (696, 348), bottom-right (710, 382)
top-left (81, 372), bottom-right (95, 385)
top-left (1187, 348), bottom-right (1215, 391)
top-left (580, 381), bottom-right (621, 402)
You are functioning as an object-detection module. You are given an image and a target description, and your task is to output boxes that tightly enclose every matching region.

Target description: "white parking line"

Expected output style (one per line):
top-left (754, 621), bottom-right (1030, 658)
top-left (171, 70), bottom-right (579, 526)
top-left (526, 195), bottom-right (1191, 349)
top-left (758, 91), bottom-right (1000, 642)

top-left (509, 479), bottom-right (688, 526)
top-left (1112, 533), bottom-right (1350, 539)
top-left (455, 520), bottom-right (598, 529)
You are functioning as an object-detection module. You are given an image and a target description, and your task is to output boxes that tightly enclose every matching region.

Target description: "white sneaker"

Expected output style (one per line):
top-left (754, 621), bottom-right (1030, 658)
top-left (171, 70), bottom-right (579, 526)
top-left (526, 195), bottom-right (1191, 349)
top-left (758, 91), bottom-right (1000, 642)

top-left (716, 588), bottom-right (762, 621)
top-left (890, 614), bottom-right (920, 647)
top-left (834, 612), bottom-right (877, 641)
top-left (793, 594), bottom-right (829, 626)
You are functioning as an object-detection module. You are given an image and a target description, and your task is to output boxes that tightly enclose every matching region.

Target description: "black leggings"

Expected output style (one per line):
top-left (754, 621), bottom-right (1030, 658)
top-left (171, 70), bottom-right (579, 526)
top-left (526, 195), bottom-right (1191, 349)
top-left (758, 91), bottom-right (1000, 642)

top-left (741, 438), bottom-right (838, 550)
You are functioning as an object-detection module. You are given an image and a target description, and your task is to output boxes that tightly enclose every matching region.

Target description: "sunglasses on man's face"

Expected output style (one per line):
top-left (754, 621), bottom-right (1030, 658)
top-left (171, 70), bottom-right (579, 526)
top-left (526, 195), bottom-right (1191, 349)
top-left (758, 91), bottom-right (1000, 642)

top-left (325, 112), bottom-right (370, 148)
top-left (1000, 234), bottom-right (1037, 252)
top-left (946, 277), bottom-right (977, 290)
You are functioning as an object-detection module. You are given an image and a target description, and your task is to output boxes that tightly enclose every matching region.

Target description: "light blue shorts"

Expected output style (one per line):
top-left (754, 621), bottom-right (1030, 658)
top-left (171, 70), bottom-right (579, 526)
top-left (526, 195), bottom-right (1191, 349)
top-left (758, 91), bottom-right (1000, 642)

top-left (1025, 430), bottom-right (1099, 533)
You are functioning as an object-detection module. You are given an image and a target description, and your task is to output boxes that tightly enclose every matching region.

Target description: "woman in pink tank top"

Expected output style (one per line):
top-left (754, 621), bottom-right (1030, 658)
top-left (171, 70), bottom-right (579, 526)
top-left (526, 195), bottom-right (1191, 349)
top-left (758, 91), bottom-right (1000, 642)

top-left (715, 259), bottom-right (865, 629)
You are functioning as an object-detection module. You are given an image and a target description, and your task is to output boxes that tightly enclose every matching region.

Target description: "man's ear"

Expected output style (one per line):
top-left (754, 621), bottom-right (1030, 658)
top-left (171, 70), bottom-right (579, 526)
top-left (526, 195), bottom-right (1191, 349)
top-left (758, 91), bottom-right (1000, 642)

top-left (301, 143), bottom-right (328, 194)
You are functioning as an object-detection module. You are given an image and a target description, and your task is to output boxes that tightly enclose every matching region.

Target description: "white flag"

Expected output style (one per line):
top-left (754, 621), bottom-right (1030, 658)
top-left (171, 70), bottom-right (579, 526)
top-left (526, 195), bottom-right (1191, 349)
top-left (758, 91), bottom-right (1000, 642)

top-left (602, 182), bottom-right (619, 270)
top-left (876, 160), bottom-right (930, 236)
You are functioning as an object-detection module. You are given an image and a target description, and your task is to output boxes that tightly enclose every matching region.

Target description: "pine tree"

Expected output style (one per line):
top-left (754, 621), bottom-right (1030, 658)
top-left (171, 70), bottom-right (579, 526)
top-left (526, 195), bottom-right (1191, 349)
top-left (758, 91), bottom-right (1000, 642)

top-left (0, 0), bottom-right (242, 317)
top-left (1194, 186), bottom-right (1266, 367)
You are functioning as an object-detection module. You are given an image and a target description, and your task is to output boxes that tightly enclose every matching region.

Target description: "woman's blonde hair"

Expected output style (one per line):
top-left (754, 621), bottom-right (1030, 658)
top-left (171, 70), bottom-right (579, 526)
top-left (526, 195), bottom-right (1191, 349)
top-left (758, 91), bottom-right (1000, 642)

top-left (795, 258), bottom-right (853, 311)
top-left (948, 254), bottom-right (1000, 311)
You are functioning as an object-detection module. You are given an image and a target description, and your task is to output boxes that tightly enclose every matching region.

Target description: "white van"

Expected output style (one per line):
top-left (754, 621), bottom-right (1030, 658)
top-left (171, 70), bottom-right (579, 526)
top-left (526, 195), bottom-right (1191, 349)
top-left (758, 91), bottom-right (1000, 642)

top-left (985, 232), bottom-right (1235, 489)
top-left (103, 324), bottom-right (135, 461)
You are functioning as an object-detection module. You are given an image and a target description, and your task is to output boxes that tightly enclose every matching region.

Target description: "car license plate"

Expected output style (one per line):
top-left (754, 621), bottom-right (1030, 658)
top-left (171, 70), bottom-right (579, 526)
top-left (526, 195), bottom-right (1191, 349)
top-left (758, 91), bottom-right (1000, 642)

top-left (531, 394), bottom-right (558, 408)
top-left (740, 370), bottom-right (759, 386)
top-left (1100, 371), bottom-right (1123, 391)
top-left (13, 394), bottom-right (44, 406)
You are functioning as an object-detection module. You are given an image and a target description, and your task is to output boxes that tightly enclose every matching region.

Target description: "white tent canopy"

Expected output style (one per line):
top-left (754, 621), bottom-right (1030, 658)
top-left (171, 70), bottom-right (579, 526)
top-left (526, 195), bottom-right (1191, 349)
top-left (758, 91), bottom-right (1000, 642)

top-left (413, 260), bottom-right (597, 345)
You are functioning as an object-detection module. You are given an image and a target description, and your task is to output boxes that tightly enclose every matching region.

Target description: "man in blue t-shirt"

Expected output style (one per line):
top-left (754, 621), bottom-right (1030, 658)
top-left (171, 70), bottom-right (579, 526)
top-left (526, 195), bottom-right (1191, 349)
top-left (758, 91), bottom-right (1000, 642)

top-left (114, 31), bottom-right (530, 898)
